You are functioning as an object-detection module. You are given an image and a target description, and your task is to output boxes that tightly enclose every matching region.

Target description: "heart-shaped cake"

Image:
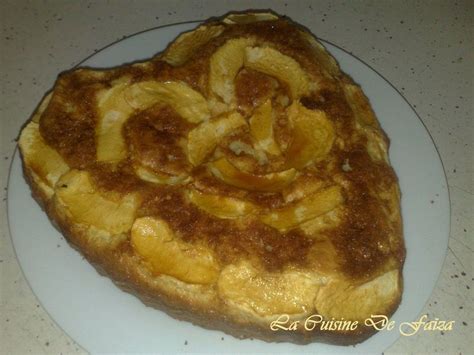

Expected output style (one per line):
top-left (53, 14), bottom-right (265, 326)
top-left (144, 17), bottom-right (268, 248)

top-left (19, 11), bottom-right (405, 345)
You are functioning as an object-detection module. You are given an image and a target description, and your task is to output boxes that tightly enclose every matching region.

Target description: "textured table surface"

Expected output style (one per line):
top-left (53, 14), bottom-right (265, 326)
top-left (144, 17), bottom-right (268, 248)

top-left (1, 1), bottom-right (472, 354)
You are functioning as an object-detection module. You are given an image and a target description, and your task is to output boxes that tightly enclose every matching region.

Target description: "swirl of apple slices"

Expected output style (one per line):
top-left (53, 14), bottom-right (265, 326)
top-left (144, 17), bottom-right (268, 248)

top-left (209, 38), bottom-right (311, 105)
top-left (96, 78), bottom-right (209, 164)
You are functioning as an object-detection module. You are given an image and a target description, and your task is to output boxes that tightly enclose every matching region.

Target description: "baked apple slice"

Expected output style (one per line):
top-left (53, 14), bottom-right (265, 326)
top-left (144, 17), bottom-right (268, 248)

top-left (96, 79), bottom-right (135, 162)
top-left (314, 269), bottom-right (401, 321)
top-left (162, 24), bottom-right (224, 66)
top-left (187, 111), bottom-right (247, 165)
top-left (249, 99), bottom-right (281, 155)
top-left (97, 80), bottom-right (209, 162)
top-left (261, 185), bottom-right (343, 231)
top-left (218, 261), bottom-right (321, 316)
top-left (125, 81), bottom-right (210, 123)
top-left (54, 170), bottom-right (139, 235)
top-left (135, 166), bottom-right (190, 185)
top-left (19, 121), bottom-right (69, 198)
top-left (209, 38), bottom-right (256, 104)
top-left (188, 189), bottom-right (257, 219)
top-left (244, 46), bottom-right (311, 99)
top-left (209, 157), bottom-right (296, 192)
top-left (285, 101), bottom-right (335, 169)
top-left (131, 217), bottom-right (219, 284)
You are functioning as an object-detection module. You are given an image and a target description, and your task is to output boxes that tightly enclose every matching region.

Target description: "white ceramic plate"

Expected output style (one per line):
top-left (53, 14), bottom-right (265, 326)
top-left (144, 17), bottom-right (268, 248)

top-left (7, 21), bottom-right (450, 354)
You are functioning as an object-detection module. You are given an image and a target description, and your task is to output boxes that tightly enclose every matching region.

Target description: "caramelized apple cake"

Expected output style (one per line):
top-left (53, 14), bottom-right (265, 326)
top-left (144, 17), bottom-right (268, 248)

top-left (19, 11), bottom-right (405, 345)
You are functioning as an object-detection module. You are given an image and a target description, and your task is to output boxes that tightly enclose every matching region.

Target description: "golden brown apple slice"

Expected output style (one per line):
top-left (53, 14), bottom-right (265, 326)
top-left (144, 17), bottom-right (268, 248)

top-left (209, 37), bottom-right (255, 104)
top-left (131, 217), bottom-right (219, 284)
top-left (306, 238), bottom-right (341, 275)
top-left (285, 101), bottom-right (335, 169)
top-left (260, 185), bottom-right (343, 231)
top-left (244, 46), bottom-right (311, 99)
top-left (188, 189), bottom-right (257, 219)
top-left (364, 127), bottom-right (389, 162)
top-left (125, 81), bottom-right (210, 123)
top-left (343, 83), bottom-right (389, 162)
top-left (19, 121), bottom-right (69, 198)
top-left (187, 111), bottom-right (247, 165)
top-left (135, 166), bottom-right (191, 185)
top-left (343, 83), bottom-right (378, 127)
top-left (55, 170), bottom-right (138, 234)
top-left (299, 208), bottom-right (342, 236)
top-left (223, 12), bottom-right (279, 24)
top-left (96, 80), bottom-right (135, 162)
top-left (299, 30), bottom-right (340, 77)
top-left (209, 158), bottom-right (296, 192)
top-left (97, 79), bottom-right (210, 163)
top-left (314, 269), bottom-right (401, 321)
top-left (281, 176), bottom-right (326, 203)
top-left (218, 261), bottom-right (321, 316)
top-left (249, 99), bottom-right (281, 155)
top-left (162, 24), bottom-right (224, 66)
